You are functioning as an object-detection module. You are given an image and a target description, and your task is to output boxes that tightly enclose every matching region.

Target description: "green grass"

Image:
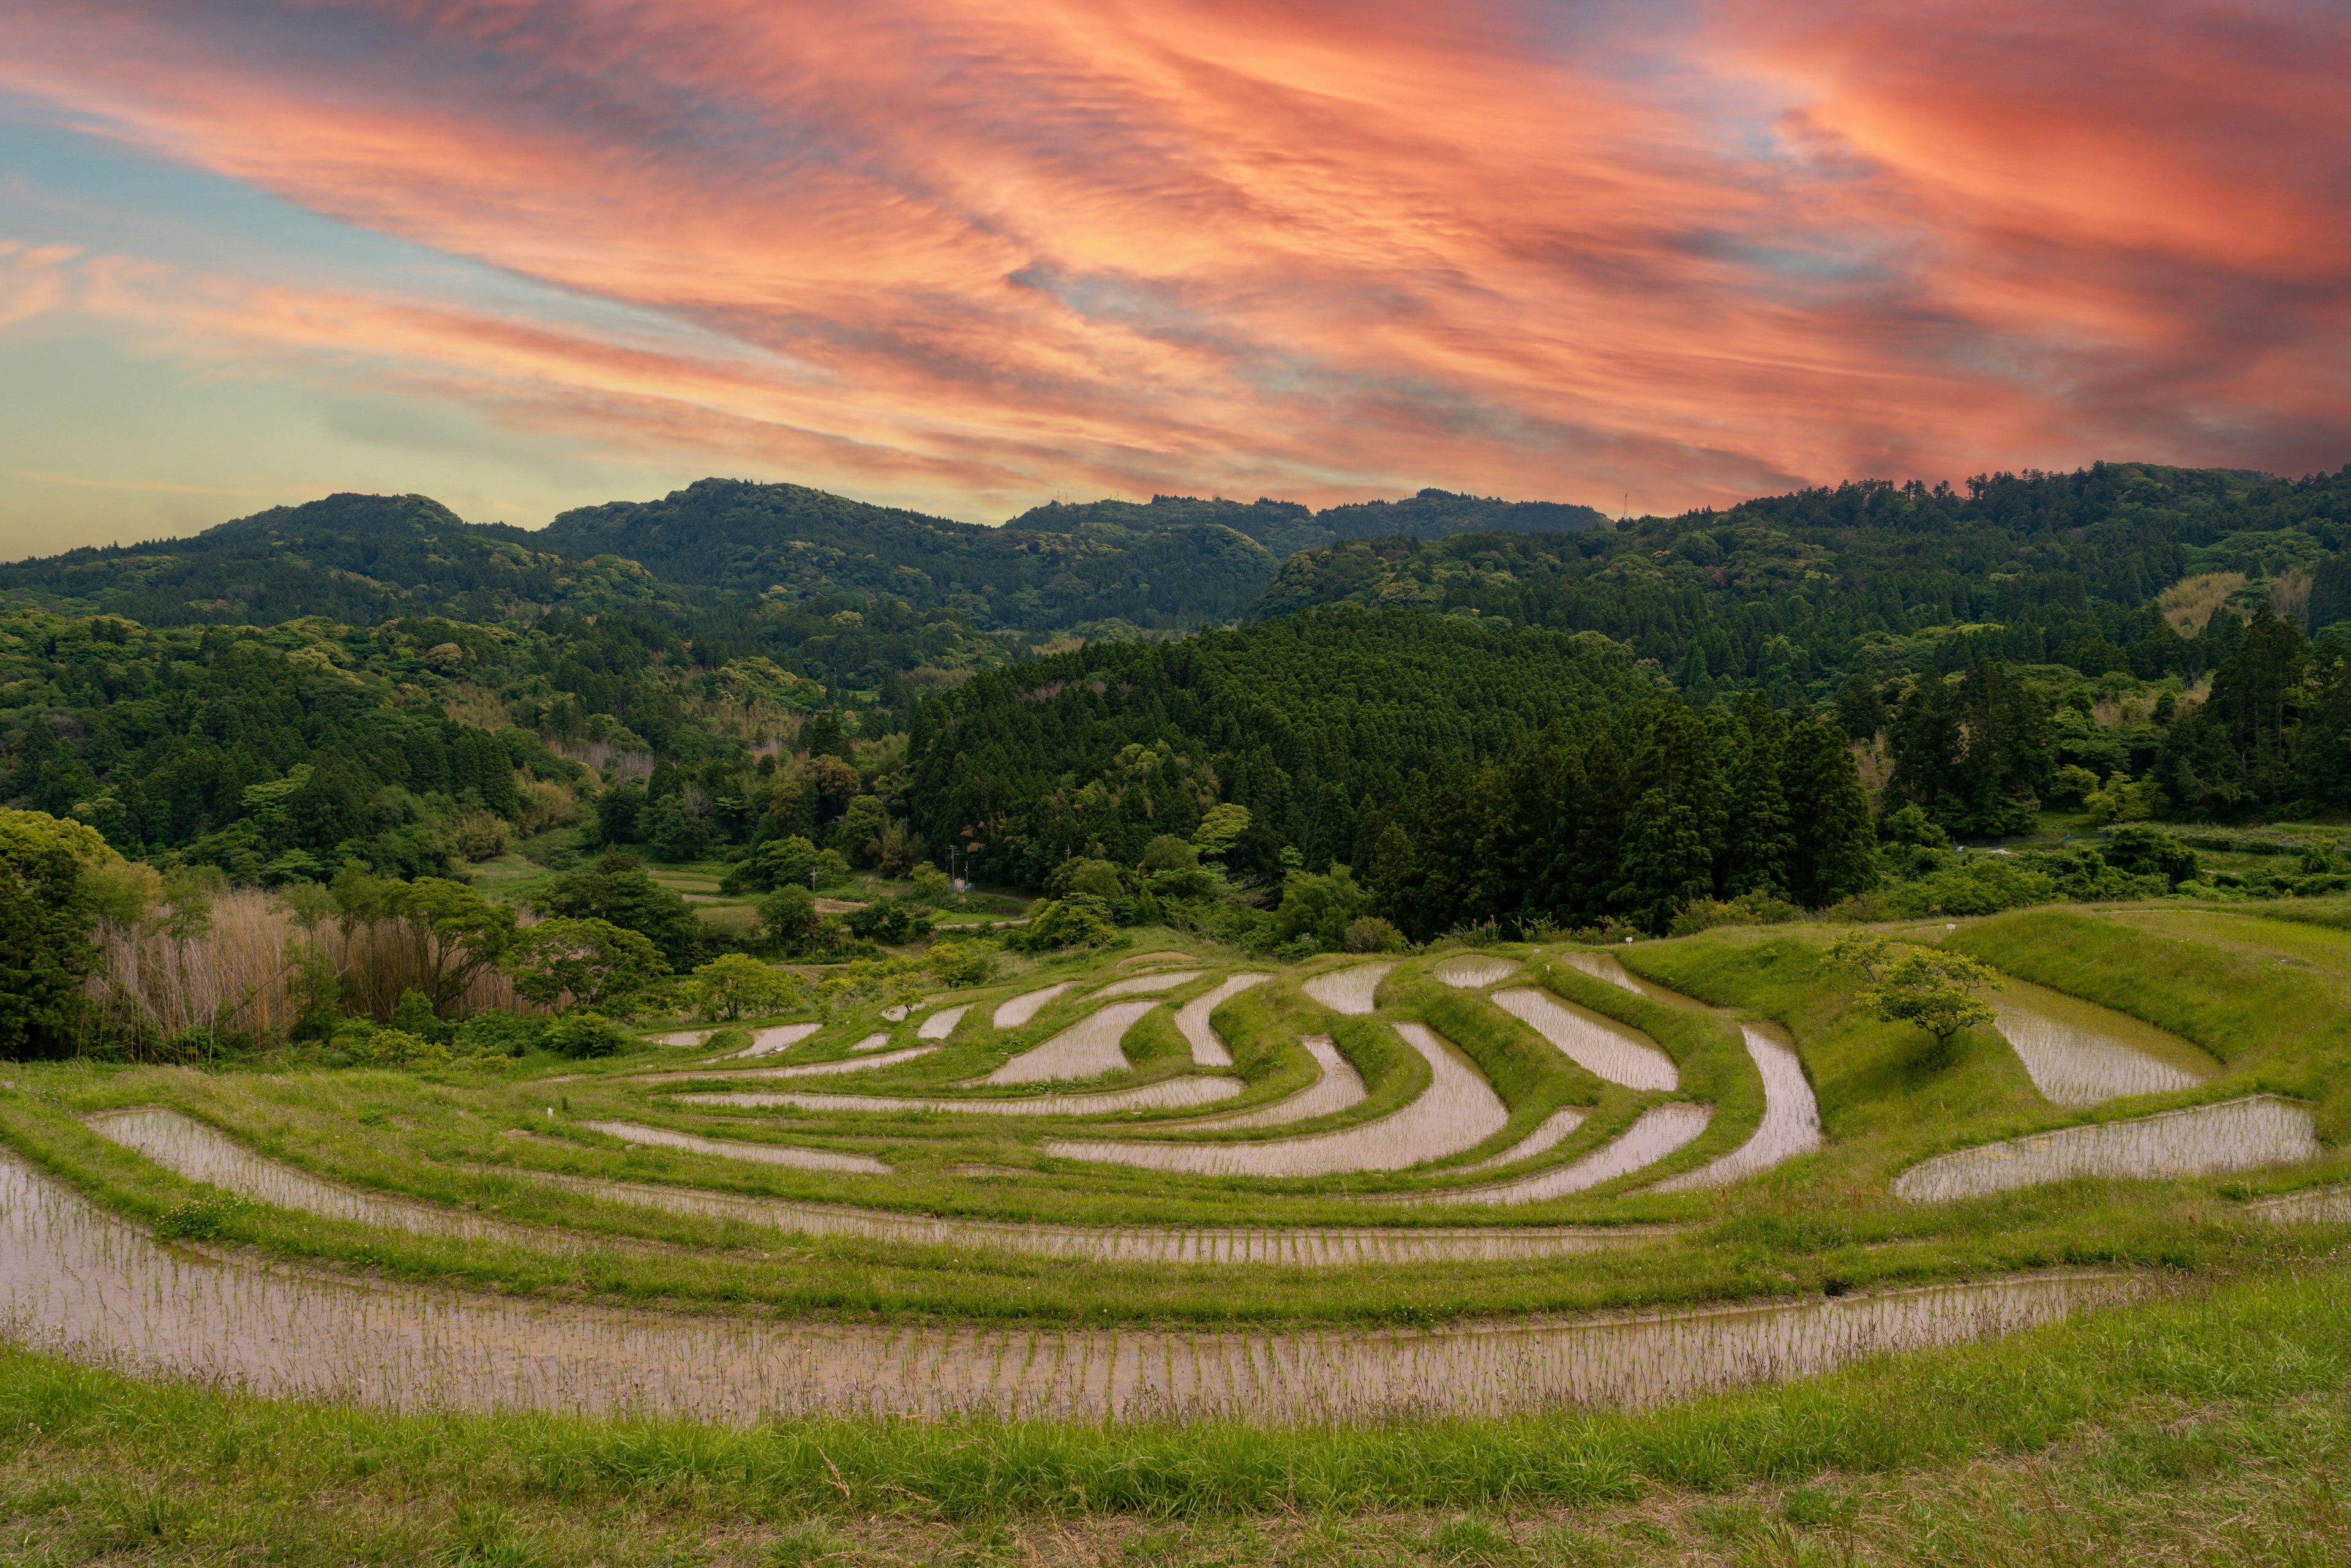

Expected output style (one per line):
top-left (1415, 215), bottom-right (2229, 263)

top-left (3, 1265), bottom-right (2349, 1562)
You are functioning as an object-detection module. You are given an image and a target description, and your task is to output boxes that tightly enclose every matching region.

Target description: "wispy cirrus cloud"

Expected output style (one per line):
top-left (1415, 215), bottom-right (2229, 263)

top-left (0, 0), bottom-right (2344, 536)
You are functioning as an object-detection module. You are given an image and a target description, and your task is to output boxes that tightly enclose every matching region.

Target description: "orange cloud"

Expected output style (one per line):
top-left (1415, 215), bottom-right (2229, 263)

top-left (0, 0), bottom-right (2344, 521)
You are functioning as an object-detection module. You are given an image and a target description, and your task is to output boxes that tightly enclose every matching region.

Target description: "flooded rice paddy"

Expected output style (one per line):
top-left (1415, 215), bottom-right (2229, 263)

top-left (1041, 1024), bottom-right (1506, 1177)
top-left (1093, 970), bottom-right (1203, 997)
top-left (574, 1121), bottom-right (891, 1175)
top-left (87, 1110), bottom-right (602, 1252)
top-left (479, 1165), bottom-right (1670, 1266)
top-left (1433, 956), bottom-right (1519, 989)
top-left (644, 1029), bottom-right (714, 1047)
top-left (1461, 1107), bottom-right (1590, 1172)
top-left (0, 1149), bottom-right (2145, 1421)
top-left (917, 1005), bottom-right (969, 1040)
top-left (1418, 1105), bottom-right (1715, 1207)
top-left (1989, 980), bottom-right (2214, 1106)
top-left (1182, 1035), bottom-right (1369, 1129)
top-left (2245, 1184), bottom-right (2351, 1224)
top-left (984, 1000), bottom-right (1160, 1085)
top-left (1302, 963), bottom-right (1391, 1016)
top-left (1653, 1025), bottom-right (1822, 1191)
top-left (677, 1076), bottom-right (1245, 1117)
top-left (719, 1023), bottom-right (822, 1059)
top-left (1892, 1095), bottom-right (2322, 1203)
top-left (633, 1046), bottom-right (938, 1084)
top-left (1554, 951), bottom-right (1709, 1009)
top-left (992, 984), bottom-right (1073, 1029)
top-left (1175, 973), bottom-right (1272, 1067)
top-left (1491, 988), bottom-right (1680, 1091)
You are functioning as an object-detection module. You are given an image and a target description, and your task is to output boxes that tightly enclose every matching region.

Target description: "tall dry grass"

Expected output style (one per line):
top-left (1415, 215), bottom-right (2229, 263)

top-left (88, 889), bottom-right (534, 1052)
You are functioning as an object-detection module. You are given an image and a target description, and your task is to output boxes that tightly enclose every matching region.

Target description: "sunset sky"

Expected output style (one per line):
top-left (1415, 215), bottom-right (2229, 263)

top-left (2, 0), bottom-right (2346, 555)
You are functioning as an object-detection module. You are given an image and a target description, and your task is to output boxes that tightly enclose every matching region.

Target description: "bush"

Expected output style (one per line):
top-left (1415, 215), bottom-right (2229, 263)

top-left (692, 953), bottom-right (806, 1019)
top-left (155, 1191), bottom-right (257, 1241)
top-left (923, 939), bottom-right (998, 988)
top-left (721, 835), bottom-right (821, 895)
top-left (346, 1027), bottom-right (451, 1069)
top-left (1272, 865), bottom-right (1373, 951)
top-left (1821, 890), bottom-right (1899, 923)
top-left (1891, 857), bottom-right (2058, 917)
top-left (1667, 890), bottom-right (1803, 937)
top-left (1343, 915), bottom-right (1409, 953)
top-left (909, 861), bottom-right (954, 902)
top-left (842, 897), bottom-right (936, 946)
top-left (2103, 825), bottom-right (2200, 887)
top-left (546, 1011), bottom-right (628, 1059)
top-left (452, 1011), bottom-right (549, 1058)
top-left (1004, 895), bottom-right (1123, 952)
top-left (389, 989), bottom-right (456, 1046)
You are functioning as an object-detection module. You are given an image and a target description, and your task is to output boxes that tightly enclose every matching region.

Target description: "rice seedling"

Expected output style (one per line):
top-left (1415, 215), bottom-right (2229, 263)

top-left (983, 999), bottom-right (1161, 1084)
top-left (993, 983), bottom-right (1073, 1029)
top-left (1987, 978), bottom-right (2213, 1106)
top-left (1411, 1105), bottom-right (1714, 1206)
top-left (1892, 1095), bottom-right (2322, 1203)
top-left (2245, 1182), bottom-right (2351, 1223)
top-left (573, 1121), bottom-right (891, 1174)
top-left (1174, 973), bottom-right (1272, 1067)
top-left (0, 1148), bottom-right (2148, 1424)
top-left (1458, 1106), bottom-right (1589, 1171)
top-left (918, 1005), bottom-right (970, 1040)
top-left (1433, 956), bottom-right (1520, 989)
top-left (1092, 969), bottom-right (1204, 997)
top-left (1651, 1025), bottom-right (1821, 1191)
top-left (675, 1077), bottom-right (1245, 1116)
top-left (630, 1046), bottom-right (939, 1083)
top-left (1041, 1023), bottom-right (1507, 1176)
top-left (1491, 987), bottom-right (1680, 1090)
top-left (1302, 962), bottom-right (1392, 1016)
top-left (1179, 1034), bottom-right (1369, 1128)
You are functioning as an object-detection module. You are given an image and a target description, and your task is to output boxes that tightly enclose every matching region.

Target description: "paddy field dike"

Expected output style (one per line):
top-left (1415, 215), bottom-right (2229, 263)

top-left (4, 900), bottom-right (2350, 1564)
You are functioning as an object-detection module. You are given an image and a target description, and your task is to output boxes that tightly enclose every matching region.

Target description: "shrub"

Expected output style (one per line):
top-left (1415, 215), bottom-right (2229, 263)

top-left (1668, 890), bottom-right (1802, 937)
top-left (909, 861), bottom-right (953, 902)
top-left (546, 1011), bottom-right (628, 1059)
top-left (155, 1191), bottom-right (256, 1241)
top-left (1343, 915), bottom-right (1409, 953)
top-left (389, 989), bottom-right (455, 1046)
top-left (1004, 895), bottom-right (1123, 952)
top-left (1891, 857), bottom-right (2058, 917)
top-left (923, 939), bottom-right (998, 988)
top-left (757, 885), bottom-right (821, 951)
top-left (347, 1027), bottom-right (451, 1069)
top-left (692, 953), bottom-right (805, 1019)
top-left (452, 1011), bottom-right (549, 1058)
top-left (842, 897), bottom-right (936, 945)
top-left (720, 835), bottom-right (821, 895)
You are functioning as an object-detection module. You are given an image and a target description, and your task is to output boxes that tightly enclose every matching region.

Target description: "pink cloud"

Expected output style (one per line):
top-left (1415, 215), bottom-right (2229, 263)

top-left (0, 0), bottom-right (2344, 520)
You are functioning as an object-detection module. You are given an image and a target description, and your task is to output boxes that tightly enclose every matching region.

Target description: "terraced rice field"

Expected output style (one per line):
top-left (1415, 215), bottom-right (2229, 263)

top-left (1041, 1024), bottom-right (1506, 1177)
top-left (1302, 962), bottom-right (1390, 1015)
top-left (1492, 987), bottom-right (1680, 1090)
top-left (1174, 973), bottom-right (1270, 1066)
top-left (1989, 979), bottom-right (2214, 1106)
top-left (0, 1148), bottom-right (2146, 1422)
top-left (984, 999), bottom-right (1160, 1084)
top-left (1652, 1024), bottom-right (1821, 1191)
top-left (1892, 1095), bottom-right (2322, 1202)
top-left (9, 910), bottom-right (2342, 1455)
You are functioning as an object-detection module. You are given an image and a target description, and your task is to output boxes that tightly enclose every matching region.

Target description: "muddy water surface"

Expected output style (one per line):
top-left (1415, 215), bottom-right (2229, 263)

top-left (576, 1121), bottom-right (890, 1175)
top-left (1893, 1095), bottom-right (2320, 1202)
top-left (992, 985), bottom-right (1073, 1029)
top-left (0, 1152), bottom-right (2147, 1422)
top-left (1093, 970), bottom-right (1202, 998)
top-left (1492, 988), bottom-right (1679, 1091)
top-left (1179, 1035), bottom-right (1368, 1128)
top-left (678, 1077), bottom-right (1244, 1117)
top-left (1043, 1024), bottom-right (1507, 1177)
top-left (1175, 973), bottom-right (1271, 1067)
top-left (1433, 956), bottom-right (1519, 989)
top-left (1988, 980), bottom-right (2216, 1106)
top-left (984, 1000), bottom-right (1159, 1085)
top-left (1302, 963), bottom-right (1390, 1016)
top-left (1653, 1024), bottom-right (1823, 1191)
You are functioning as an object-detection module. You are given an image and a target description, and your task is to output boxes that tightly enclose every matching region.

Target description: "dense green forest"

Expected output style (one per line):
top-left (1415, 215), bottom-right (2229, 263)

top-left (6, 461), bottom-right (2351, 992)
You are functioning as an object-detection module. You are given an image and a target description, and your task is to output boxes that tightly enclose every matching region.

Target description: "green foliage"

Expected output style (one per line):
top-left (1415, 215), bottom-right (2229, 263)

top-left (544, 1011), bottom-right (628, 1060)
top-left (721, 835), bottom-right (823, 895)
top-left (0, 808), bottom-right (109, 1058)
top-left (840, 897), bottom-right (935, 945)
top-left (152, 1191), bottom-right (257, 1241)
top-left (1888, 858), bottom-right (2058, 917)
top-left (388, 990), bottom-right (455, 1046)
top-left (1003, 896), bottom-right (1123, 951)
top-left (384, 879), bottom-right (516, 1015)
top-left (343, 1026), bottom-right (451, 1070)
top-left (756, 885), bottom-right (821, 953)
top-left (921, 940), bottom-right (997, 988)
top-left (691, 954), bottom-right (806, 1020)
top-left (1272, 864), bottom-right (1373, 952)
top-left (534, 850), bottom-right (700, 969)
top-left (451, 1011), bottom-right (549, 1059)
top-left (1831, 931), bottom-right (2000, 1057)
top-left (1343, 915), bottom-right (1409, 953)
top-left (500, 917), bottom-right (669, 1012)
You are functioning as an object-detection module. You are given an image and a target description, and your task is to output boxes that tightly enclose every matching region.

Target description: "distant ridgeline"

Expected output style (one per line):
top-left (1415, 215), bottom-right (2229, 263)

top-left (4, 462), bottom-right (2351, 905)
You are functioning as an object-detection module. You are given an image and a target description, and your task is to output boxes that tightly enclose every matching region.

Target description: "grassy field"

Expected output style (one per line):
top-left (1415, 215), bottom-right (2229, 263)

top-left (5, 898), bottom-right (2350, 1559)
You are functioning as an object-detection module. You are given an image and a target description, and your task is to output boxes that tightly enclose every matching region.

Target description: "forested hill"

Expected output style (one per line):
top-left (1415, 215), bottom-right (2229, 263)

top-left (1251, 463), bottom-right (2351, 697)
top-left (907, 606), bottom-right (1667, 888)
top-left (1002, 488), bottom-right (1607, 558)
top-left (536, 478), bottom-right (1283, 632)
top-left (0, 493), bottom-right (687, 628)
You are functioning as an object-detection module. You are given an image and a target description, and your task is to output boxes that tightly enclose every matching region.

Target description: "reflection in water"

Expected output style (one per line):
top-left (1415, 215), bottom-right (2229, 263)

top-left (1989, 980), bottom-right (2213, 1107)
top-left (1654, 1024), bottom-right (1823, 1191)
top-left (1894, 1095), bottom-right (2320, 1202)
top-left (0, 1151), bottom-right (2143, 1423)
